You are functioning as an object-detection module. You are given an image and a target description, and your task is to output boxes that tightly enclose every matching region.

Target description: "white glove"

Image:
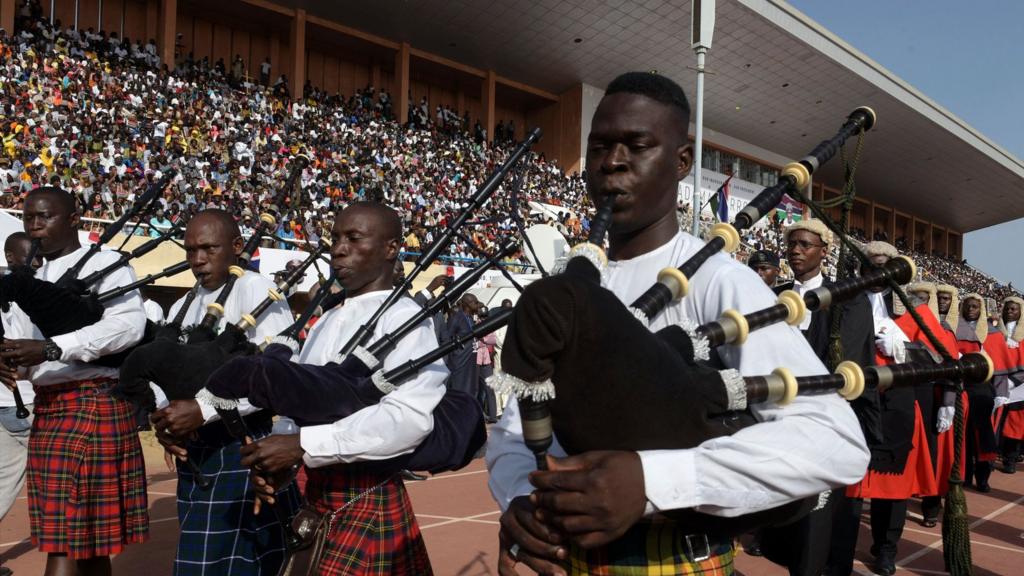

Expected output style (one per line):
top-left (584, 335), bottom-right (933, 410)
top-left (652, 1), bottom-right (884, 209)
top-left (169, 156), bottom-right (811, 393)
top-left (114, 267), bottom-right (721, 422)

top-left (1008, 339), bottom-right (1020, 349)
top-left (875, 333), bottom-right (907, 363)
top-left (993, 396), bottom-right (1010, 414)
top-left (936, 405), bottom-right (955, 433)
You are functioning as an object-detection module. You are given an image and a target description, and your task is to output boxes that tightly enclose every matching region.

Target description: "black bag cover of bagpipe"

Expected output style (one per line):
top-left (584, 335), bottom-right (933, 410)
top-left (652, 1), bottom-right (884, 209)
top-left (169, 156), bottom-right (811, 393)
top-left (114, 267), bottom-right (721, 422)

top-left (205, 343), bottom-right (485, 474)
top-left (0, 268), bottom-right (159, 369)
top-left (207, 348), bottom-right (379, 425)
top-left (501, 257), bottom-right (738, 453)
top-left (0, 269), bottom-right (104, 338)
top-left (112, 325), bottom-right (252, 411)
top-left (500, 256), bottom-right (814, 536)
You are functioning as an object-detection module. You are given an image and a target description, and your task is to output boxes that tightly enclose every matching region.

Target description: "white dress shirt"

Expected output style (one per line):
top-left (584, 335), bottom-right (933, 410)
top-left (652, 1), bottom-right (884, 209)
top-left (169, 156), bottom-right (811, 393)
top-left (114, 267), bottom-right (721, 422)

top-left (27, 246), bottom-right (146, 387)
top-left (792, 272), bottom-right (824, 331)
top-left (298, 290), bottom-right (449, 468)
top-left (866, 291), bottom-right (911, 358)
top-left (867, 289), bottom-right (892, 325)
top-left (159, 271), bottom-right (292, 422)
top-left (486, 231), bottom-right (869, 517)
top-left (143, 299), bottom-right (166, 324)
top-left (1, 304), bottom-right (35, 406)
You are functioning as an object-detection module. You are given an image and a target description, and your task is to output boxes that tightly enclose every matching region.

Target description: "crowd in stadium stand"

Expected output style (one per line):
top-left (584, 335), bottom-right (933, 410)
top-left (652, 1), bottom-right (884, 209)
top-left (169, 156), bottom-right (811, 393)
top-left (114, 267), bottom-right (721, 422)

top-left (0, 16), bottom-right (587, 271)
top-left (0, 15), bottom-right (1017, 300)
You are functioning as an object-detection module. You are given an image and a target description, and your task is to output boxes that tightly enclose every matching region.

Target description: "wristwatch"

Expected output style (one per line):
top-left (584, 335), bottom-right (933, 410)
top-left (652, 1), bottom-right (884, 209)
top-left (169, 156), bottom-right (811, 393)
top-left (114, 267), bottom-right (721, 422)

top-left (43, 339), bottom-right (63, 362)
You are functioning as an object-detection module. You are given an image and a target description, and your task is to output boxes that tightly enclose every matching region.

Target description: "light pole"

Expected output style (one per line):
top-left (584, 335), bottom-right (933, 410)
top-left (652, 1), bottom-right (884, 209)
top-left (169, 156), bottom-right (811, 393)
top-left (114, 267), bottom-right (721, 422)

top-left (690, 0), bottom-right (716, 237)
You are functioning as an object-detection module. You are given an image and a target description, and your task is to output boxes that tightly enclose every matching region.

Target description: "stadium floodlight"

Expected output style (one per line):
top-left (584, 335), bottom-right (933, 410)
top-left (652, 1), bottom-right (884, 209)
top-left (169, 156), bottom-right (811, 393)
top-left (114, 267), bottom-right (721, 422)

top-left (691, 0), bottom-right (716, 50)
top-left (690, 0), bottom-right (716, 236)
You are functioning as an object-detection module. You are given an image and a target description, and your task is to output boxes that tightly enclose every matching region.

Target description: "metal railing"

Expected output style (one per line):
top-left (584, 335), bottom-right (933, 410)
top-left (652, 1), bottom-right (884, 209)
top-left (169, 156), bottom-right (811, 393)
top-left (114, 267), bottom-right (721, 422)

top-left (1, 208), bottom-right (538, 272)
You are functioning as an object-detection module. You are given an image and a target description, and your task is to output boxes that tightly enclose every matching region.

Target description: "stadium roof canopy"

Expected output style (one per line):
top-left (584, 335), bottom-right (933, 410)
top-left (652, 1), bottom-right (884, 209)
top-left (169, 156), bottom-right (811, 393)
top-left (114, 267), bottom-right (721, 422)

top-left (285, 0), bottom-right (1024, 233)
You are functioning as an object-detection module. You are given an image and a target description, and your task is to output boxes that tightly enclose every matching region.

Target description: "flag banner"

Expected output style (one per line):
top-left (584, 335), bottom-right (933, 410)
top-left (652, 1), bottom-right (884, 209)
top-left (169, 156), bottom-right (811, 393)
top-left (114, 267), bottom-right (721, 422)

top-left (248, 247), bottom-right (262, 272)
top-left (714, 175), bottom-right (733, 222)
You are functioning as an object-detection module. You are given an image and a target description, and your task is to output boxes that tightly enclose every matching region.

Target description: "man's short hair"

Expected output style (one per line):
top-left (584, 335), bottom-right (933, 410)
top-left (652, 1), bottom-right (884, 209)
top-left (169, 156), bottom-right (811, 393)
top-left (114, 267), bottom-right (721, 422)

top-left (4, 231), bottom-right (30, 252)
top-left (190, 208), bottom-right (241, 241)
top-left (25, 186), bottom-right (77, 215)
top-left (606, 72), bottom-right (691, 127)
top-left (347, 201), bottom-right (402, 243)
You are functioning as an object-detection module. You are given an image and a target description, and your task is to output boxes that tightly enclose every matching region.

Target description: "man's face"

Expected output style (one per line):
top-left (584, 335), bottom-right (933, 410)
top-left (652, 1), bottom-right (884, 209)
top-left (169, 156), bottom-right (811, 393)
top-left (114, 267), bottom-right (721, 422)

top-left (1004, 301), bottom-right (1021, 324)
top-left (462, 294), bottom-right (479, 315)
top-left (962, 298), bottom-right (981, 322)
top-left (861, 254), bottom-right (890, 292)
top-left (5, 237), bottom-right (41, 269)
top-left (753, 263), bottom-right (779, 287)
top-left (392, 259), bottom-right (406, 288)
top-left (184, 218), bottom-right (242, 290)
top-left (786, 230), bottom-right (826, 279)
top-left (937, 292), bottom-right (953, 315)
top-left (584, 93), bottom-right (692, 236)
top-left (329, 207), bottom-right (397, 295)
top-left (911, 290), bottom-right (930, 303)
top-left (23, 193), bottom-right (78, 256)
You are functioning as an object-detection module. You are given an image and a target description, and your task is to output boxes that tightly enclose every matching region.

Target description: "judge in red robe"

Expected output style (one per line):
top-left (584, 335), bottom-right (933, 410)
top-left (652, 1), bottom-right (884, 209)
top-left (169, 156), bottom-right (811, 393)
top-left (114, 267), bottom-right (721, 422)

top-left (953, 293), bottom-right (1007, 491)
top-left (994, 296), bottom-right (1024, 473)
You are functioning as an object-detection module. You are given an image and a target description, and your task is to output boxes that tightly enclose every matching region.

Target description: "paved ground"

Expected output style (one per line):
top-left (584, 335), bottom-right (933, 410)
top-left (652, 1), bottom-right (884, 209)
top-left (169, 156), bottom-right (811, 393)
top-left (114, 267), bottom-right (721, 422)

top-left (2, 433), bottom-right (1022, 575)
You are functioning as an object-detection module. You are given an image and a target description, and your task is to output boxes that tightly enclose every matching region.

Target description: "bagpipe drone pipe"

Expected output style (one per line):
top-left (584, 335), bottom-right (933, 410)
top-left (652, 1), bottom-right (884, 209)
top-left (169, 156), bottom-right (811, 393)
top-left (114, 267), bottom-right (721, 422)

top-left (663, 254), bottom-right (916, 362)
top-left (200, 241), bottom-right (522, 474)
top-left (489, 106), bottom-right (879, 536)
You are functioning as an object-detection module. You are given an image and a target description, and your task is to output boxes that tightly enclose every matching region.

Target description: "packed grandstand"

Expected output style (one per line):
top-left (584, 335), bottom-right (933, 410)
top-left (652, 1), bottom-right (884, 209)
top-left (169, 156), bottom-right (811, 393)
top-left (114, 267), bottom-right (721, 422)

top-left (1, 16), bottom-right (1018, 303)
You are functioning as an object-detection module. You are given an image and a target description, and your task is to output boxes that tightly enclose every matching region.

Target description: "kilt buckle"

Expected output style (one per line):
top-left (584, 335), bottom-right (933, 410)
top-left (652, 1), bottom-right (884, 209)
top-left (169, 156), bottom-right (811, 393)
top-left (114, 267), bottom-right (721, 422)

top-left (684, 533), bottom-right (711, 562)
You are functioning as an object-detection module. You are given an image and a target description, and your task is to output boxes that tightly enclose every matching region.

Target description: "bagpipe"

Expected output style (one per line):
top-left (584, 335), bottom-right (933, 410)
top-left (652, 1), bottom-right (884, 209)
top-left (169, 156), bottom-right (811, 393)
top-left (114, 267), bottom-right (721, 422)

top-left (488, 106), bottom-right (881, 536)
top-left (111, 152), bottom-right (311, 412)
top-left (0, 172), bottom-right (178, 343)
top-left (201, 245), bottom-right (519, 474)
top-left (112, 237), bottom-right (325, 413)
top-left (197, 130), bottom-right (545, 475)
top-left (1, 173), bottom-right (184, 418)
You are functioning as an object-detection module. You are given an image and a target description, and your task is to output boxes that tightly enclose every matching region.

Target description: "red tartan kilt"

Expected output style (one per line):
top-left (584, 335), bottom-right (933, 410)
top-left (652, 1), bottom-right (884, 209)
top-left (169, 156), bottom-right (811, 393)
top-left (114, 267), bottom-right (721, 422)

top-left (27, 379), bottom-right (149, 559)
top-left (847, 402), bottom-right (938, 500)
top-left (305, 466), bottom-right (432, 576)
top-left (935, 392), bottom-right (969, 494)
top-left (996, 405), bottom-right (1024, 441)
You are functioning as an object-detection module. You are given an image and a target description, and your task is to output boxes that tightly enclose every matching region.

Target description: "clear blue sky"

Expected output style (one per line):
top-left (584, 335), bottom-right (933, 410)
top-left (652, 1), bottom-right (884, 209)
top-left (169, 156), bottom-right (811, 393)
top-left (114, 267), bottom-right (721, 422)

top-left (786, 0), bottom-right (1024, 289)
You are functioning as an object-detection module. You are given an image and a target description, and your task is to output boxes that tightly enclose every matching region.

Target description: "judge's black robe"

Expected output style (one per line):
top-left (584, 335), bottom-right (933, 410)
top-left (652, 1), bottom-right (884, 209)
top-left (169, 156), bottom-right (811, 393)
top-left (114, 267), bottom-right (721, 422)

top-left (761, 281), bottom-right (880, 576)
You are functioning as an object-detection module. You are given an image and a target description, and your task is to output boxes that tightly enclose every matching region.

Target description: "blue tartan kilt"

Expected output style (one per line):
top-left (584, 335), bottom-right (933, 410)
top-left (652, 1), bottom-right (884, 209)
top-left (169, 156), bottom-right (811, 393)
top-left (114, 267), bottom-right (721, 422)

top-left (174, 418), bottom-right (301, 576)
